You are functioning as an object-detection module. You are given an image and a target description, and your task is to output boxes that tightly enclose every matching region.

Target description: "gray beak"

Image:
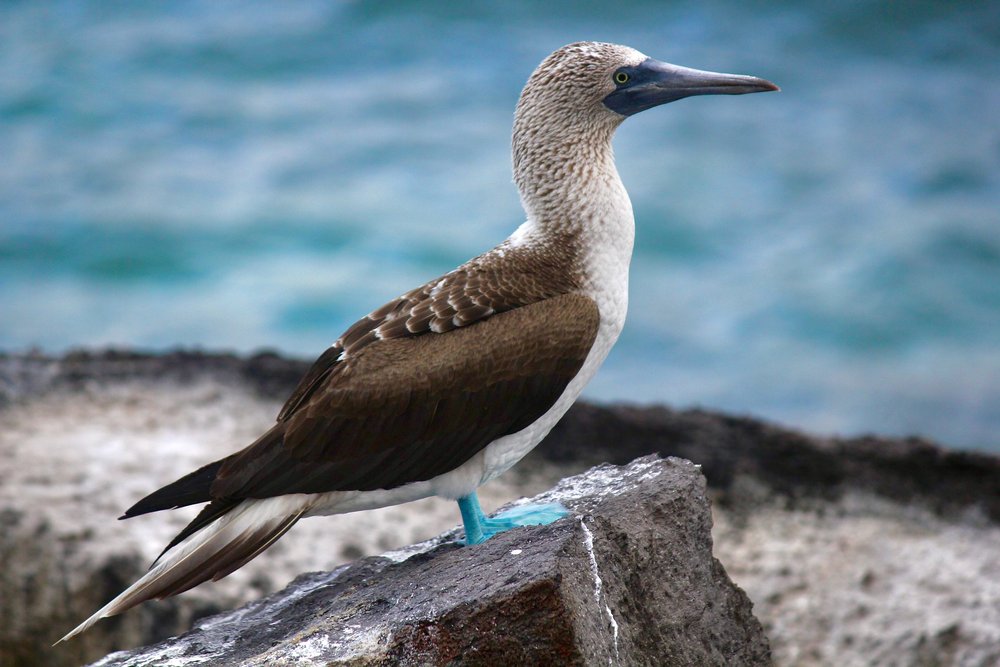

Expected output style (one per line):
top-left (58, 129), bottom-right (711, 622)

top-left (603, 58), bottom-right (779, 117)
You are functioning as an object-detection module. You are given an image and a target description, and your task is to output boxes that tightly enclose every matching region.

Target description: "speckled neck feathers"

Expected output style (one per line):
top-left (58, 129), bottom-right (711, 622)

top-left (512, 42), bottom-right (644, 239)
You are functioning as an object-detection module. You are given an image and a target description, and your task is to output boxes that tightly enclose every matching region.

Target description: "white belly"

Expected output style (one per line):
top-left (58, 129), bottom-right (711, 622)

top-left (478, 310), bottom-right (623, 482)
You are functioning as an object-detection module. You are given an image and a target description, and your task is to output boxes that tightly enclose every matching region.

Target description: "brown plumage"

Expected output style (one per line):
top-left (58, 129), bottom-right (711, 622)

top-left (123, 238), bottom-right (592, 517)
top-left (215, 292), bottom-right (599, 497)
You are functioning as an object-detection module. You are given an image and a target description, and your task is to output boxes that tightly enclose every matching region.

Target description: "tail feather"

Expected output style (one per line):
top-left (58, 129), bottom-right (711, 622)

top-left (209, 513), bottom-right (302, 583)
top-left (153, 498), bottom-right (240, 565)
top-left (121, 460), bottom-right (225, 519)
top-left (57, 496), bottom-right (309, 644)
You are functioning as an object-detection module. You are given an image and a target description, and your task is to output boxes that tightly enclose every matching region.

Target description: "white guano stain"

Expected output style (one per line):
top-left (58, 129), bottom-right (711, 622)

top-left (287, 634), bottom-right (330, 661)
top-left (91, 643), bottom-right (220, 667)
top-left (579, 518), bottom-right (620, 664)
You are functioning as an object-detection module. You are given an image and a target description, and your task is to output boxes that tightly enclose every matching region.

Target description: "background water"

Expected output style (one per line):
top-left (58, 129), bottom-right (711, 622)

top-left (1, 1), bottom-right (998, 451)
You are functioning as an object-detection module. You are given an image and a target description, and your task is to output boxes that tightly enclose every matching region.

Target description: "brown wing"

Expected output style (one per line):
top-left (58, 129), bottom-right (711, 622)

top-left (276, 240), bottom-right (582, 422)
top-left (122, 247), bottom-right (586, 519)
top-left (209, 292), bottom-right (599, 499)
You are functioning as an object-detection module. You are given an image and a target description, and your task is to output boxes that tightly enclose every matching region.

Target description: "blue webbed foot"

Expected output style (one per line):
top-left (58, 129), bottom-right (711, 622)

top-left (480, 503), bottom-right (569, 537)
top-left (457, 492), bottom-right (568, 545)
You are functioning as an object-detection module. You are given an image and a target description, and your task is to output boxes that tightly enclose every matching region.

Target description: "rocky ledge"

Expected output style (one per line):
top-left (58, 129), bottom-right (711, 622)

top-left (2, 350), bottom-right (999, 666)
top-left (90, 456), bottom-right (769, 667)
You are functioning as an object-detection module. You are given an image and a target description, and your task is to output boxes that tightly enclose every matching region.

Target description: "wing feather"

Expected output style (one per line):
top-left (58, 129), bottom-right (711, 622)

top-left (123, 250), bottom-right (591, 518)
top-left (210, 293), bottom-right (599, 499)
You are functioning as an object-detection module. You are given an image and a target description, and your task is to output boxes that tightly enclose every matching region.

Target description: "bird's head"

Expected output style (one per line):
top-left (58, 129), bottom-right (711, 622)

top-left (511, 42), bottom-right (777, 219)
top-left (515, 41), bottom-right (778, 135)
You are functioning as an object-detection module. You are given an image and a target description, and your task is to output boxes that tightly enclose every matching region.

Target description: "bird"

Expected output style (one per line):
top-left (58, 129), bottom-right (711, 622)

top-left (59, 41), bottom-right (776, 642)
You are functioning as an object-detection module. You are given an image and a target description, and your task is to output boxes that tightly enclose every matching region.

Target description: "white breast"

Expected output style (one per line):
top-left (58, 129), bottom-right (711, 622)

top-left (433, 180), bottom-right (636, 498)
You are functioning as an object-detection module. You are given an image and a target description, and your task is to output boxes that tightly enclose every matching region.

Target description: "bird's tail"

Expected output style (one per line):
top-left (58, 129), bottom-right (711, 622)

top-left (57, 495), bottom-right (310, 644)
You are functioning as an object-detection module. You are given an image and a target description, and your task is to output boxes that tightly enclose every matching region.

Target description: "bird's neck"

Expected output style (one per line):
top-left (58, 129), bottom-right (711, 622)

top-left (514, 121), bottom-right (614, 223)
top-left (511, 122), bottom-right (635, 273)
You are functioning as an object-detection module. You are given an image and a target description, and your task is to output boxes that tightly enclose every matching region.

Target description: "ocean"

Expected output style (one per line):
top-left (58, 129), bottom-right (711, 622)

top-left (1, 1), bottom-right (998, 451)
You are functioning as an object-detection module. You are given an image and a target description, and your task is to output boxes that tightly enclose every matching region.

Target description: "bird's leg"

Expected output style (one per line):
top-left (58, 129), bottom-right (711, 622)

top-left (457, 492), bottom-right (487, 545)
top-left (456, 491), bottom-right (568, 545)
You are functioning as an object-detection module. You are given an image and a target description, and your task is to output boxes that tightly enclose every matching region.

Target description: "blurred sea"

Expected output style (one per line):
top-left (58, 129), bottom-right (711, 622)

top-left (1, 1), bottom-right (998, 451)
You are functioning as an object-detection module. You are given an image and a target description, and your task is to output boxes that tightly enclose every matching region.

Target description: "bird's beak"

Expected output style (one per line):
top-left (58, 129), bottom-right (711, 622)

top-left (603, 58), bottom-right (779, 117)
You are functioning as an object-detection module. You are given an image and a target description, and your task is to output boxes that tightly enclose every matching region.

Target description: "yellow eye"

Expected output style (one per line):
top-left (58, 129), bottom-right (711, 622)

top-left (614, 71), bottom-right (629, 84)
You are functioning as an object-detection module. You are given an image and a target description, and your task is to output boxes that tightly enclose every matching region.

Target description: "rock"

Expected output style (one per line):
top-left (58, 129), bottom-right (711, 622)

top-left (4, 349), bottom-right (1000, 666)
top-left (712, 493), bottom-right (1000, 667)
top-left (87, 456), bottom-right (769, 667)
top-left (0, 348), bottom-right (310, 406)
top-left (545, 403), bottom-right (1000, 523)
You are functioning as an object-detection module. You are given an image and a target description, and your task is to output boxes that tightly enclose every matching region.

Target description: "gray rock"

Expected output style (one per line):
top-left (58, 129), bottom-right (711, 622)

top-left (89, 456), bottom-right (770, 667)
top-left (5, 349), bottom-right (1000, 666)
top-left (545, 402), bottom-right (1000, 524)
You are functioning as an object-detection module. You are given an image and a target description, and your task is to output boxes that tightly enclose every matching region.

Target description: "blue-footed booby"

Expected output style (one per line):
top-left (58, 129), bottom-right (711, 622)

top-left (60, 42), bottom-right (776, 642)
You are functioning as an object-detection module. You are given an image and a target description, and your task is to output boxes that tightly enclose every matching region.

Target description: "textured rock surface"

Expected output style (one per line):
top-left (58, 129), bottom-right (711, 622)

top-left (89, 456), bottom-right (770, 667)
top-left (3, 350), bottom-right (1000, 666)
top-left (545, 402), bottom-right (1000, 523)
top-left (713, 494), bottom-right (1000, 666)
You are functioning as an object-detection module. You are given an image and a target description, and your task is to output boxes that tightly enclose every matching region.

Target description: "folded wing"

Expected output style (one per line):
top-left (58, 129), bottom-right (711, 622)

top-left (212, 291), bottom-right (600, 498)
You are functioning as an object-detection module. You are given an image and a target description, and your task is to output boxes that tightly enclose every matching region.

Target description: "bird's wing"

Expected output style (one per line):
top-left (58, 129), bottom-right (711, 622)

top-left (276, 252), bottom-right (580, 422)
top-left (210, 291), bottom-right (600, 499)
top-left (122, 253), bottom-right (587, 518)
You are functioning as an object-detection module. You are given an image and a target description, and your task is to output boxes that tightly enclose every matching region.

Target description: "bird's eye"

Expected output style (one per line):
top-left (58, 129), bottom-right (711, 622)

top-left (614, 71), bottom-right (630, 85)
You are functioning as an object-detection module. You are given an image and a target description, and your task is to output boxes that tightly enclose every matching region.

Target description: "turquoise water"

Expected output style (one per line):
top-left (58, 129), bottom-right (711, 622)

top-left (2, 1), bottom-right (999, 451)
